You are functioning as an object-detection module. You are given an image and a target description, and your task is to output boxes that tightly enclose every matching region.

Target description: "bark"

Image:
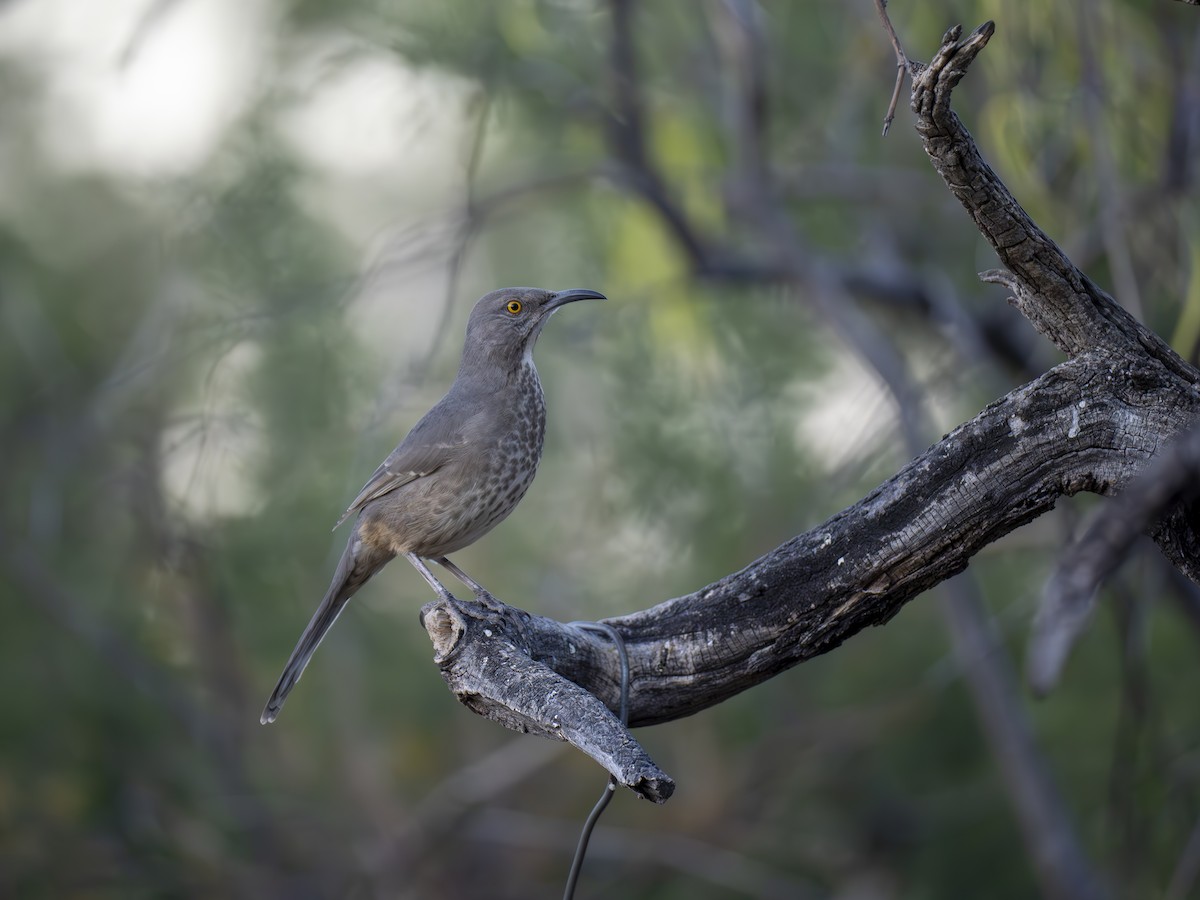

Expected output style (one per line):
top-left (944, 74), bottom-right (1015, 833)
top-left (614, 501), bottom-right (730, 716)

top-left (1031, 426), bottom-right (1200, 693)
top-left (420, 22), bottom-right (1200, 802)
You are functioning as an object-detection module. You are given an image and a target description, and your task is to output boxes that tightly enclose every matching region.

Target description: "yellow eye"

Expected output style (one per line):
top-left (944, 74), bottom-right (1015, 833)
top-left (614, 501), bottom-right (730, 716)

top-left (506, 300), bottom-right (522, 315)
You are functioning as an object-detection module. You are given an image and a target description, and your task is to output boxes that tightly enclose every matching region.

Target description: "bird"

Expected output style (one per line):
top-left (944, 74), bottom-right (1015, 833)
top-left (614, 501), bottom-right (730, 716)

top-left (260, 286), bottom-right (605, 725)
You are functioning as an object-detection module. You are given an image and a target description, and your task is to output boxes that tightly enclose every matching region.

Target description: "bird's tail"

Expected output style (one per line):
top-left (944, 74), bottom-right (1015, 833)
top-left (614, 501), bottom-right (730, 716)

top-left (260, 537), bottom-right (390, 724)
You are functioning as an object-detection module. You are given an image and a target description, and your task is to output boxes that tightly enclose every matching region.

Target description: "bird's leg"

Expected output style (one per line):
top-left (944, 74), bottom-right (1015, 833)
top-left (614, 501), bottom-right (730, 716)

top-left (436, 557), bottom-right (504, 611)
top-left (404, 553), bottom-right (458, 602)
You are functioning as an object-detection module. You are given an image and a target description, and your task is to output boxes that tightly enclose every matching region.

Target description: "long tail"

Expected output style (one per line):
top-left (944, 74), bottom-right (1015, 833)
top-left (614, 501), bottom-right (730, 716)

top-left (260, 535), bottom-right (391, 724)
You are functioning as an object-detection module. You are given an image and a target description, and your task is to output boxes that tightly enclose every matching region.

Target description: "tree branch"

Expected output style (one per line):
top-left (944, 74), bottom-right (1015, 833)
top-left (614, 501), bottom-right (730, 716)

top-left (428, 354), bottom-right (1198, 756)
top-left (913, 22), bottom-right (1200, 387)
top-left (421, 597), bottom-right (673, 802)
top-left (420, 20), bottom-right (1200, 813)
top-left (1029, 426), bottom-right (1200, 694)
top-left (872, 0), bottom-right (916, 135)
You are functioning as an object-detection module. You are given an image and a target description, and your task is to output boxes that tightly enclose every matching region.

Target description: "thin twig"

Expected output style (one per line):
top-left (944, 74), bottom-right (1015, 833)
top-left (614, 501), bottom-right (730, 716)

top-left (471, 808), bottom-right (818, 900)
top-left (872, 0), bottom-right (912, 135)
top-left (562, 622), bottom-right (631, 900)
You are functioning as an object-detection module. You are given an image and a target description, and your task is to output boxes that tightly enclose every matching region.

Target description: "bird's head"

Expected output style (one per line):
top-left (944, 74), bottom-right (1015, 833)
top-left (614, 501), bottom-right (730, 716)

top-left (462, 286), bottom-right (605, 371)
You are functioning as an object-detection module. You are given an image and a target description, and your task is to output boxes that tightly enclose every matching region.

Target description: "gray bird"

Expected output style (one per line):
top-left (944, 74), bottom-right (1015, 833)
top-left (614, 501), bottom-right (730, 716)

top-left (261, 286), bottom-right (605, 724)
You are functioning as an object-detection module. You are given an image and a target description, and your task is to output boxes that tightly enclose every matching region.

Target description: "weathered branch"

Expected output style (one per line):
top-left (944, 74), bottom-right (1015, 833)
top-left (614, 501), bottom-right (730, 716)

top-left (422, 20), bottom-right (1200, 810)
top-left (430, 353), bottom-right (1198, 736)
top-left (421, 597), bottom-right (674, 802)
top-left (913, 22), bottom-right (1200, 389)
top-left (914, 23), bottom-right (1200, 581)
top-left (1029, 426), bottom-right (1200, 694)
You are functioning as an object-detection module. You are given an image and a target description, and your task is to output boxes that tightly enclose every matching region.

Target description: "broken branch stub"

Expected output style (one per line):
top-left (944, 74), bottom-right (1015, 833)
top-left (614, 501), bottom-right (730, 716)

top-left (419, 597), bottom-right (675, 804)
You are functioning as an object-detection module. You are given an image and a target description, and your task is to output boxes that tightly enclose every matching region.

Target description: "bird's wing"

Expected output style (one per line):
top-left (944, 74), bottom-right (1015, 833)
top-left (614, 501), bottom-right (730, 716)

top-left (333, 404), bottom-right (475, 529)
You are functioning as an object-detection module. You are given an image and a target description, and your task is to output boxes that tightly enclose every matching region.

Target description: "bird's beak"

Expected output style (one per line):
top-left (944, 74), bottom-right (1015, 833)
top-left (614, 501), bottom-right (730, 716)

top-left (546, 288), bottom-right (606, 310)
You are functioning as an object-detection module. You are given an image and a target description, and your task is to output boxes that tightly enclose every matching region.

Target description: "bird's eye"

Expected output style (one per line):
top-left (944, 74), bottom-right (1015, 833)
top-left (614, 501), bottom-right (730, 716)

top-left (506, 300), bottom-right (523, 315)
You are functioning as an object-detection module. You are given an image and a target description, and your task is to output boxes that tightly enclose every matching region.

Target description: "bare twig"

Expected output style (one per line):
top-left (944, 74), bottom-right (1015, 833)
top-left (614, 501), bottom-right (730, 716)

top-left (469, 808), bottom-right (821, 900)
top-left (872, 0), bottom-right (915, 135)
top-left (562, 622), bottom-right (630, 900)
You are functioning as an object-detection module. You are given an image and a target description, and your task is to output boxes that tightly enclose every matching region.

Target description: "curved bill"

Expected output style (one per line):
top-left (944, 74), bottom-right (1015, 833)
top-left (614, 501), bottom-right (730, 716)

top-left (547, 288), bottom-right (606, 310)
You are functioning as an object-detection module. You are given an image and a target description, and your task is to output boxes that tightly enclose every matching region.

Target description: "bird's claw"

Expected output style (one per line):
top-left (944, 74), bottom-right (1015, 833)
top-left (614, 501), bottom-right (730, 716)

top-left (472, 589), bottom-right (507, 613)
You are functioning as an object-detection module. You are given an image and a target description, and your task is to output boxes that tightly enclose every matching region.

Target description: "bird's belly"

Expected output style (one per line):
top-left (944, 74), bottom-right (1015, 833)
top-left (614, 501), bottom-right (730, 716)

top-left (362, 445), bottom-right (541, 559)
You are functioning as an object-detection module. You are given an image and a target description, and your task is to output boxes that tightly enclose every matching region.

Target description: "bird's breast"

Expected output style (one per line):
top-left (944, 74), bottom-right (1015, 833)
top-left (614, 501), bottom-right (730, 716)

top-left (384, 362), bottom-right (547, 558)
top-left (507, 360), bottom-right (547, 459)
top-left (471, 362), bottom-right (546, 515)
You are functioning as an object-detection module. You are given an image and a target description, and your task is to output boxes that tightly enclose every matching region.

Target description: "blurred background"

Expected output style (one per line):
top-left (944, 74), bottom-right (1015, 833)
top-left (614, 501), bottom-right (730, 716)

top-left (2, 0), bottom-right (1200, 897)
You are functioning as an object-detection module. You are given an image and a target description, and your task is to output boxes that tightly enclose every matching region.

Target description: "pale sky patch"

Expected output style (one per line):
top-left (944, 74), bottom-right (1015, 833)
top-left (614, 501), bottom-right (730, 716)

top-left (0, 0), bottom-right (276, 176)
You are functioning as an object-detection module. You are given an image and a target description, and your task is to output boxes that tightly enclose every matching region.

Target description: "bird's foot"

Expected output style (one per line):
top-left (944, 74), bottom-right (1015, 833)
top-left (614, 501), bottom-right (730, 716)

top-left (471, 588), bottom-right (507, 613)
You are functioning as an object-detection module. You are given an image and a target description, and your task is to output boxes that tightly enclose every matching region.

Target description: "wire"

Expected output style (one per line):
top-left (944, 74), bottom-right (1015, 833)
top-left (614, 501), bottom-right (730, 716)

top-left (561, 621), bottom-right (630, 900)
